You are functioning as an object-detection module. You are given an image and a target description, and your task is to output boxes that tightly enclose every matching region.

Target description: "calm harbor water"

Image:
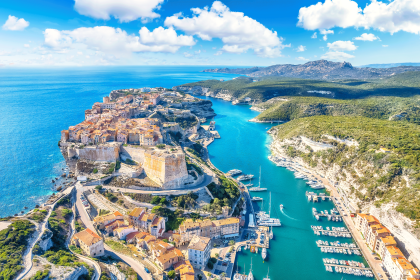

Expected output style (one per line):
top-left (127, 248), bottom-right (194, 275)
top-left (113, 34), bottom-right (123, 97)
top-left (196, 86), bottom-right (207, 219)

top-left (202, 97), bottom-right (368, 280)
top-left (0, 66), bottom-right (237, 217)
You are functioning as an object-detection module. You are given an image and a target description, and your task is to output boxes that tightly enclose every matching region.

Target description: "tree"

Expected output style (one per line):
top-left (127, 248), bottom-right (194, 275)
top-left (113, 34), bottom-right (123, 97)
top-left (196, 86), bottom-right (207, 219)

top-left (151, 196), bottom-right (161, 205)
top-left (207, 262), bottom-right (214, 269)
top-left (95, 185), bottom-right (103, 190)
top-left (167, 270), bottom-right (176, 279)
top-left (157, 144), bottom-right (165, 149)
top-left (160, 197), bottom-right (167, 205)
top-left (229, 240), bottom-right (235, 246)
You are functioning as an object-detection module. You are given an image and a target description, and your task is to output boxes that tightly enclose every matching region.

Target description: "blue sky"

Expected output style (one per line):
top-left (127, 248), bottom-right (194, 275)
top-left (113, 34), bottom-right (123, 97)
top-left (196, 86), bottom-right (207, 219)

top-left (1, 0), bottom-right (419, 66)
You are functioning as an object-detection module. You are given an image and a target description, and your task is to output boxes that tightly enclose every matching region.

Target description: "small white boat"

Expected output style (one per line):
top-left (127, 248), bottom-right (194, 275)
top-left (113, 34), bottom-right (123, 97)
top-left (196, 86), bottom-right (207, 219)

top-left (280, 204), bottom-right (284, 210)
top-left (261, 248), bottom-right (267, 260)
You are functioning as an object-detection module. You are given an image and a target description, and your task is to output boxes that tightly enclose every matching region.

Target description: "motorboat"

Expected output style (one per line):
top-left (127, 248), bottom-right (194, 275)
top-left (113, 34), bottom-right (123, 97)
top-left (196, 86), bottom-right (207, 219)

top-left (251, 197), bottom-right (263, 201)
top-left (238, 174), bottom-right (254, 181)
top-left (228, 169), bottom-right (242, 176)
top-left (280, 204), bottom-right (284, 210)
top-left (261, 248), bottom-right (267, 260)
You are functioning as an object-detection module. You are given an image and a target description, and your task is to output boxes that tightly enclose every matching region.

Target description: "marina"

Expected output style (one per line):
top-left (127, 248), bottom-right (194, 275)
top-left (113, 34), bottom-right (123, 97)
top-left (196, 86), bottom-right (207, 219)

top-left (200, 96), bottom-right (370, 280)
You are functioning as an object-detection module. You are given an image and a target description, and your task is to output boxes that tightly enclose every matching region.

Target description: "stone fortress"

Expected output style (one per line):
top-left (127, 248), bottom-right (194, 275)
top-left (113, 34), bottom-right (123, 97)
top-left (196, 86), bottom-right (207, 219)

top-left (59, 87), bottom-right (209, 189)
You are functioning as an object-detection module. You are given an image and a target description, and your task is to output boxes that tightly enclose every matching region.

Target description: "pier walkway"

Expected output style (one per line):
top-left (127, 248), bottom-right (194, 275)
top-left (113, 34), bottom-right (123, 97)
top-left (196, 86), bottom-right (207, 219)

top-left (324, 264), bottom-right (372, 271)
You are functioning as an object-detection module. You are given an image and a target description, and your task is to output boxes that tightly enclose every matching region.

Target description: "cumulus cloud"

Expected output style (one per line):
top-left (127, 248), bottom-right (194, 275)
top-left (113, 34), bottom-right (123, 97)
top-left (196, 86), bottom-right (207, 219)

top-left (296, 45), bottom-right (306, 52)
top-left (298, 0), bottom-right (420, 35)
top-left (24, 44), bottom-right (30, 48)
top-left (2, 15), bottom-right (29, 31)
top-left (296, 57), bottom-right (309, 61)
top-left (311, 32), bottom-right (317, 39)
top-left (164, 1), bottom-right (287, 57)
top-left (43, 26), bottom-right (195, 55)
top-left (321, 51), bottom-right (355, 61)
top-left (74, 0), bottom-right (164, 22)
top-left (327, 40), bottom-right (357, 51)
top-left (354, 33), bottom-right (380, 41)
top-left (320, 29), bottom-right (334, 41)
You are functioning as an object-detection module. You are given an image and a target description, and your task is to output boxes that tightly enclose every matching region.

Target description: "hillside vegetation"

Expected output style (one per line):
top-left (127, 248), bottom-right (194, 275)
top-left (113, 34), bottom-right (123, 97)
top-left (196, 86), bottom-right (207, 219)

top-left (255, 96), bottom-right (420, 123)
top-left (272, 116), bottom-right (420, 223)
top-left (179, 71), bottom-right (420, 101)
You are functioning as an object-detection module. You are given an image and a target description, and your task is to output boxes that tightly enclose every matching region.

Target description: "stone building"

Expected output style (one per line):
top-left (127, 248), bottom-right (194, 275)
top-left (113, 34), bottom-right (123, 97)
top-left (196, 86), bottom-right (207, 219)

top-left (71, 228), bottom-right (104, 257)
top-left (143, 150), bottom-right (189, 188)
top-left (178, 217), bottom-right (240, 243)
top-left (187, 236), bottom-right (211, 270)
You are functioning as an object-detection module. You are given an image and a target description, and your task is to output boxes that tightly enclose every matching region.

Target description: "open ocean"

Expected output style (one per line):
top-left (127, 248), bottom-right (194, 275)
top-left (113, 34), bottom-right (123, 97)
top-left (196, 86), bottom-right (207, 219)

top-left (0, 66), bottom-right (237, 217)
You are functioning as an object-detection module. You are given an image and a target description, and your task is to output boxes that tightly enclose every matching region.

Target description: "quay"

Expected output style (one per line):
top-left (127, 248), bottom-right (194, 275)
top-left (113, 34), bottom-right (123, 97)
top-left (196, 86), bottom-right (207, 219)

top-left (324, 264), bottom-right (372, 271)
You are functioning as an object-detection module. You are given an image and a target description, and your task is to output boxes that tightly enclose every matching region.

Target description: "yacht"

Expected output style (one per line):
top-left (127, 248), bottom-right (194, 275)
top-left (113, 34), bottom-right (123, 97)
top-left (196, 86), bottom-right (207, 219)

top-left (251, 197), bottom-right (263, 201)
top-left (261, 247), bottom-right (267, 260)
top-left (228, 169), bottom-right (242, 176)
top-left (238, 174), bottom-right (254, 181)
top-left (311, 185), bottom-right (326, 190)
top-left (257, 193), bottom-right (281, 226)
top-left (269, 226), bottom-right (273, 239)
top-left (249, 167), bottom-right (267, 192)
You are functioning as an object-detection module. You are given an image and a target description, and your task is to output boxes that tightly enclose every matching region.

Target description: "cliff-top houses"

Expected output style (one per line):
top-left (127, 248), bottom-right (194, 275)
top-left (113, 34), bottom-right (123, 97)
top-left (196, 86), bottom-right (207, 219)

top-left (355, 213), bottom-right (419, 280)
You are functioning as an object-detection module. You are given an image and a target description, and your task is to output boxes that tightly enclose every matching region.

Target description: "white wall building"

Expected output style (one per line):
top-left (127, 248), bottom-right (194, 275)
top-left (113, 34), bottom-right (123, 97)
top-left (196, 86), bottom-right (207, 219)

top-left (187, 236), bottom-right (211, 270)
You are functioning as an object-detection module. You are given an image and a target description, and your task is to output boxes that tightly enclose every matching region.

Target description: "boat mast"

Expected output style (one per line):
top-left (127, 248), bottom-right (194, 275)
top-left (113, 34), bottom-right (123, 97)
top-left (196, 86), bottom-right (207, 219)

top-left (269, 192), bottom-right (271, 217)
top-left (258, 166), bottom-right (261, 188)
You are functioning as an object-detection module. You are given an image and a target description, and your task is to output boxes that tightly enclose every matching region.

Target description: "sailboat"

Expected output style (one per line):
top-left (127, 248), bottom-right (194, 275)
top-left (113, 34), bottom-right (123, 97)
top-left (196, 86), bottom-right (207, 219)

top-left (249, 167), bottom-right (267, 192)
top-left (248, 259), bottom-right (254, 280)
top-left (257, 192), bottom-right (281, 226)
top-left (263, 267), bottom-right (270, 280)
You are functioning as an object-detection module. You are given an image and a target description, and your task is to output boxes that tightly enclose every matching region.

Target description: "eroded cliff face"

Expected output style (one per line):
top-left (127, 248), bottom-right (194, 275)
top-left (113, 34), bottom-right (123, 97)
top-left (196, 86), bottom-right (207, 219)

top-left (182, 100), bottom-right (216, 118)
top-left (269, 133), bottom-right (420, 267)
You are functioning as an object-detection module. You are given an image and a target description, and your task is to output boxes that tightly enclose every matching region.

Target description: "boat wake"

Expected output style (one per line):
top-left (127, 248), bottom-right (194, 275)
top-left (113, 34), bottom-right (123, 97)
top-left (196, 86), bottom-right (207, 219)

top-left (280, 207), bottom-right (299, 221)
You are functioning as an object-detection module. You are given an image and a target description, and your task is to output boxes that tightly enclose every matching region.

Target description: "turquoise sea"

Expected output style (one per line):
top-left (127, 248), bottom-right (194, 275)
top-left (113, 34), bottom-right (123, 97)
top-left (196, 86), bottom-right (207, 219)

top-left (199, 96), bottom-right (369, 280)
top-left (0, 67), bottom-right (368, 279)
top-left (0, 66), bottom-right (237, 217)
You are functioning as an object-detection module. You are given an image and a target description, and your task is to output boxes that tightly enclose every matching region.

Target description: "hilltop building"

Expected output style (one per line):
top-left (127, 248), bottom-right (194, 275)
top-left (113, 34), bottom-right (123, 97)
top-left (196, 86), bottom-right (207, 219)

top-left (71, 228), bottom-right (104, 257)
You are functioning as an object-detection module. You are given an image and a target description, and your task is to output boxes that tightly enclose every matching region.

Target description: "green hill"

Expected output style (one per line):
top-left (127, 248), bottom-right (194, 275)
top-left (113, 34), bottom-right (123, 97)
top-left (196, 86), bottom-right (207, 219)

top-left (272, 115), bottom-right (420, 223)
top-left (255, 96), bottom-right (420, 124)
top-left (179, 71), bottom-right (420, 101)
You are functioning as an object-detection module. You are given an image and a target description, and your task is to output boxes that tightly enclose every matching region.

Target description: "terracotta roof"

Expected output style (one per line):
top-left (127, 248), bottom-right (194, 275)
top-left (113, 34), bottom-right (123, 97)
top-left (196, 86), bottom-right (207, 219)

top-left (114, 226), bottom-right (129, 233)
top-left (212, 217), bottom-right (239, 226)
top-left (126, 231), bottom-right (142, 242)
top-left (188, 235), bottom-right (210, 251)
top-left (157, 248), bottom-right (183, 265)
top-left (73, 228), bottom-right (102, 246)
top-left (387, 246), bottom-right (404, 257)
top-left (129, 207), bottom-right (145, 217)
top-left (380, 236), bottom-right (397, 246)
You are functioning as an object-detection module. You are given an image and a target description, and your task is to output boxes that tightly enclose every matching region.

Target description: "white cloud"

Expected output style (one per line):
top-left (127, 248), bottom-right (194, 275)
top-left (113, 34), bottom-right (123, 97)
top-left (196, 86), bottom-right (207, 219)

top-left (296, 57), bottom-right (309, 61)
top-left (296, 45), bottom-right (306, 52)
top-left (311, 32), bottom-right (317, 39)
top-left (183, 52), bottom-right (194, 58)
top-left (164, 1), bottom-right (286, 58)
top-left (195, 50), bottom-right (201, 54)
top-left (321, 51), bottom-right (355, 61)
top-left (320, 29), bottom-right (334, 41)
top-left (74, 0), bottom-right (164, 22)
top-left (43, 26), bottom-right (195, 55)
top-left (24, 44), bottom-right (30, 48)
top-left (77, 51), bottom-right (83, 55)
top-left (327, 40), bottom-right (357, 51)
top-left (382, 45), bottom-right (389, 47)
top-left (2, 15), bottom-right (29, 31)
top-left (298, 0), bottom-right (420, 35)
top-left (354, 33), bottom-right (379, 41)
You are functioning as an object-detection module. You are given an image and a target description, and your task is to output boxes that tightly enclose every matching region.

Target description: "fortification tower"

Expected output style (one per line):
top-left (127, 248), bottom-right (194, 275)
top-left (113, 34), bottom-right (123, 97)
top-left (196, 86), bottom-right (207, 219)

top-left (103, 96), bottom-right (110, 103)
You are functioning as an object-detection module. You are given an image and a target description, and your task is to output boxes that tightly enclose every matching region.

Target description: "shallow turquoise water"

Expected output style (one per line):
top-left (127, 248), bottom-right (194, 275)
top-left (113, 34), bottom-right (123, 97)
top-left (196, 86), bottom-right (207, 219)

top-left (202, 97), bottom-right (368, 280)
top-left (0, 66), bottom-right (237, 217)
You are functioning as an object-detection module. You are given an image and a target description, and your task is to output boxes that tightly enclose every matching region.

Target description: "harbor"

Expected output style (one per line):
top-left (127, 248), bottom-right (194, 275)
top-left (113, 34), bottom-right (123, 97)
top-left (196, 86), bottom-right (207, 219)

top-left (198, 95), bottom-right (371, 280)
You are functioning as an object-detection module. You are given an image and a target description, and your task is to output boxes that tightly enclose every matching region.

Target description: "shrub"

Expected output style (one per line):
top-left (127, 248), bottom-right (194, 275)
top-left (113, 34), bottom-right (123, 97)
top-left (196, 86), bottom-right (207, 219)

top-left (93, 168), bottom-right (98, 174)
top-left (95, 185), bottom-right (103, 190)
top-left (157, 144), bottom-right (165, 149)
top-left (167, 270), bottom-right (176, 279)
top-left (115, 161), bottom-right (121, 170)
top-left (207, 262), bottom-right (214, 269)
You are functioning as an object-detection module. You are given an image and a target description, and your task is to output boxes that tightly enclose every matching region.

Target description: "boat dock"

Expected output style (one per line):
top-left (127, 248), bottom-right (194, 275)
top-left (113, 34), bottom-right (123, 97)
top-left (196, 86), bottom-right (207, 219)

top-left (324, 264), bottom-right (372, 271)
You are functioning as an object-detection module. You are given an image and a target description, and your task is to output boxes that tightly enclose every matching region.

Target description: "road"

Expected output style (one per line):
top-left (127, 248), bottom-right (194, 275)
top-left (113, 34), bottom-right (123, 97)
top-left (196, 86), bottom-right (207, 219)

top-left (75, 183), bottom-right (151, 280)
top-left (16, 185), bottom-right (75, 280)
